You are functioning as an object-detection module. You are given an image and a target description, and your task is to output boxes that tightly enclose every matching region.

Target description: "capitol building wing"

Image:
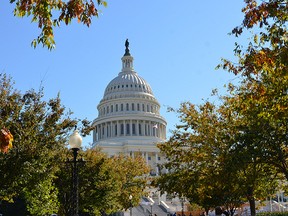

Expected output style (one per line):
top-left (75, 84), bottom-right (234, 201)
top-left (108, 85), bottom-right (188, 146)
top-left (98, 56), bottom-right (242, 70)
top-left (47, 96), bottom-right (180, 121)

top-left (92, 40), bottom-right (167, 175)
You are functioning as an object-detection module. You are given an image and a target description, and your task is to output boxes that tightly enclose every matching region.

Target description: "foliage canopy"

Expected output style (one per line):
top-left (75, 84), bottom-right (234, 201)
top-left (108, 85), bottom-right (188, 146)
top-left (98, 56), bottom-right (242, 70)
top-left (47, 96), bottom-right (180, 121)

top-left (156, 1), bottom-right (288, 215)
top-left (9, 0), bottom-right (107, 49)
top-left (0, 73), bottom-right (150, 215)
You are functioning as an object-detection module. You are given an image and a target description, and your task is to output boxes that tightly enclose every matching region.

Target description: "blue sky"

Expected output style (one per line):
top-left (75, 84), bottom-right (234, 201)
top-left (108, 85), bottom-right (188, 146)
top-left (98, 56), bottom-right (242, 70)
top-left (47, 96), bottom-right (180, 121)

top-left (0, 0), bottom-right (246, 146)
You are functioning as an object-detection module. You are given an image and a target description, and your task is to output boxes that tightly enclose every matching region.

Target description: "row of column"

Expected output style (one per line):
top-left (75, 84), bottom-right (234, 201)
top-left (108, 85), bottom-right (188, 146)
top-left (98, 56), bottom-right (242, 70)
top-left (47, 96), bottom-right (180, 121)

top-left (93, 120), bottom-right (166, 141)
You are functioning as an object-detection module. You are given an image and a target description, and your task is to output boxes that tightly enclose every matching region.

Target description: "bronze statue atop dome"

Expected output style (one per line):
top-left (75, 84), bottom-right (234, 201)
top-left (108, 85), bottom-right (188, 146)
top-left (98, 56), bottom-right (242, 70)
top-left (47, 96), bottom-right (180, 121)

top-left (124, 39), bottom-right (130, 56)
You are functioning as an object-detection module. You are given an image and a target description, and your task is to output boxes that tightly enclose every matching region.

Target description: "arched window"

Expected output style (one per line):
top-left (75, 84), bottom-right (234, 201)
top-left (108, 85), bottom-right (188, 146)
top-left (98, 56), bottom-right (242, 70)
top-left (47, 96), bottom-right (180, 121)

top-left (107, 125), bottom-right (110, 137)
top-left (126, 123), bottom-right (130, 135)
top-left (126, 103), bottom-right (129, 111)
top-left (116, 104), bottom-right (118, 112)
top-left (132, 124), bottom-right (136, 135)
top-left (115, 124), bottom-right (117, 136)
top-left (138, 124), bottom-right (142, 135)
top-left (132, 103), bottom-right (135, 111)
top-left (120, 124), bottom-right (124, 135)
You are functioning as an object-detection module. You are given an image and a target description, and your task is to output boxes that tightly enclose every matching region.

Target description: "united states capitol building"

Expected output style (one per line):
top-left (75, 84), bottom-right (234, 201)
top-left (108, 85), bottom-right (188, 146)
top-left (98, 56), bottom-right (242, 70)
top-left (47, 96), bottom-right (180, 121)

top-left (90, 40), bottom-right (196, 215)
top-left (92, 40), bottom-right (167, 176)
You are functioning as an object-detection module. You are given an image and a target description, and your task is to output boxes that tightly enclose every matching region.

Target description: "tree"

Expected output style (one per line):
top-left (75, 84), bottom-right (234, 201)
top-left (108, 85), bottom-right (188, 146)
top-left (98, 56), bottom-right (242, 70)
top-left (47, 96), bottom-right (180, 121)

top-left (56, 149), bottom-right (150, 215)
top-left (0, 127), bottom-right (13, 153)
top-left (0, 73), bottom-right (89, 215)
top-left (156, 1), bottom-right (288, 215)
top-left (9, 0), bottom-right (107, 49)
top-left (0, 73), bottom-right (150, 215)
top-left (219, 0), bottom-right (288, 180)
top-left (156, 100), bottom-right (280, 216)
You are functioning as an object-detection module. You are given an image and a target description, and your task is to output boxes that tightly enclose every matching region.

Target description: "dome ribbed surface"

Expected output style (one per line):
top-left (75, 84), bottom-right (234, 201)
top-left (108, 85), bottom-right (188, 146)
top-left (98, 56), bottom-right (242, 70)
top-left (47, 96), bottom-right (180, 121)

top-left (103, 71), bottom-right (153, 98)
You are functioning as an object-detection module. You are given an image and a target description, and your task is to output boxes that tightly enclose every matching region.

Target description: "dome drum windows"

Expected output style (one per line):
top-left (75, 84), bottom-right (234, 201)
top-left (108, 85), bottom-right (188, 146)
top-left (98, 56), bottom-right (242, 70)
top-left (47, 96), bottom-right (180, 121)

top-left (99, 101), bottom-right (160, 117)
top-left (126, 123), bottom-right (130, 135)
top-left (138, 124), bottom-right (142, 135)
top-left (120, 123), bottom-right (124, 135)
top-left (114, 124), bottom-right (118, 136)
top-left (132, 123), bottom-right (136, 135)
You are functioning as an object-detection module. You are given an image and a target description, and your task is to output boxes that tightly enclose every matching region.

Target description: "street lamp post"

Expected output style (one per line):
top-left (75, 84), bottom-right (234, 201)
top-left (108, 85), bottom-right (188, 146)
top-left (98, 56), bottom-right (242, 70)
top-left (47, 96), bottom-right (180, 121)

top-left (68, 130), bottom-right (82, 216)
top-left (129, 195), bottom-right (133, 216)
top-left (181, 196), bottom-right (185, 216)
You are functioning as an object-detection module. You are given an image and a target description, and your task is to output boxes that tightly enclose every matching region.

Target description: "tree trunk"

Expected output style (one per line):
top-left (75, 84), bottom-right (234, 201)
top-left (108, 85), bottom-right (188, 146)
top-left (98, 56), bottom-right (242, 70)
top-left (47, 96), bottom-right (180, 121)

top-left (248, 196), bottom-right (256, 216)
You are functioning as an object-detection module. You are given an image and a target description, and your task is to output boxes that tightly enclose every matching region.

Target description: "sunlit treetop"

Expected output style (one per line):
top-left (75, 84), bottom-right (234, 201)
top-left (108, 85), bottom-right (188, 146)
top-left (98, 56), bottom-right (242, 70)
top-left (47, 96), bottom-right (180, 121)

top-left (10, 0), bottom-right (107, 50)
top-left (219, 0), bottom-right (288, 78)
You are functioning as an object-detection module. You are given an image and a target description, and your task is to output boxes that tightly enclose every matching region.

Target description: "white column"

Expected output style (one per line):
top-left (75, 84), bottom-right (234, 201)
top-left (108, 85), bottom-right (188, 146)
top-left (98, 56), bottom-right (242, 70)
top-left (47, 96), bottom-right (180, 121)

top-left (142, 122), bottom-right (145, 136)
top-left (95, 128), bottom-right (98, 141)
top-left (124, 121), bottom-right (126, 136)
top-left (156, 125), bottom-right (159, 137)
top-left (117, 121), bottom-right (120, 137)
top-left (100, 125), bottom-right (103, 139)
top-left (105, 123), bottom-right (107, 138)
top-left (98, 125), bottom-right (101, 139)
top-left (136, 120), bottom-right (139, 136)
top-left (146, 152), bottom-right (149, 165)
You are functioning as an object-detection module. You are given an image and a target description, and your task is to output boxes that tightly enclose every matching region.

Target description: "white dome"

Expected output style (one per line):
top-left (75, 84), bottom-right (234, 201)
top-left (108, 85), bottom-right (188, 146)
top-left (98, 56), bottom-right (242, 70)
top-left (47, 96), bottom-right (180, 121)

top-left (103, 71), bottom-right (153, 99)
top-left (92, 40), bottom-right (167, 171)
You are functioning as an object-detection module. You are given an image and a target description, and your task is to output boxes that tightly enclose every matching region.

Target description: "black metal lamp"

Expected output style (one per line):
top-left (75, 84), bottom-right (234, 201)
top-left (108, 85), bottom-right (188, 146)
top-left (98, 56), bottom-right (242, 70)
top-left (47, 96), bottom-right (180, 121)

top-left (181, 196), bottom-right (185, 216)
top-left (129, 195), bottom-right (133, 216)
top-left (69, 130), bottom-right (82, 216)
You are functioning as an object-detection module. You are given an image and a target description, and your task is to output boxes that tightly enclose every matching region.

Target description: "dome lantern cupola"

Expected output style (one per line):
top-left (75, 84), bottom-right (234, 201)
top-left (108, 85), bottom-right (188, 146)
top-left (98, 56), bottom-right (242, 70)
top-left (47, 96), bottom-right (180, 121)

top-left (121, 39), bottom-right (134, 73)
